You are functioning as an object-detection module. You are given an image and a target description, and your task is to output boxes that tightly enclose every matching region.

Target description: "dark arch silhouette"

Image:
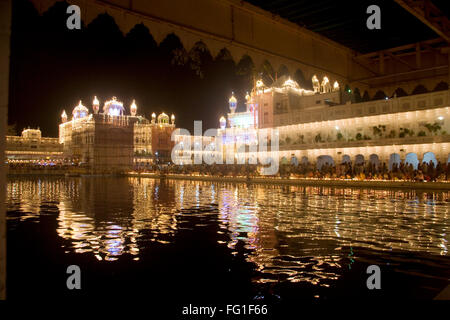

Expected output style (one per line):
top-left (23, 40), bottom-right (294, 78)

top-left (236, 55), bottom-right (255, 77)
top-left (277, 65), bottom-right (289, 78)
top-left (372, 90), bottom-right (387, 100)
top-left (125, 24), bottom-right (158, 53)
top-left (411, 84), bottom-right (428, 95)
top-left (293, 69), bottom-right (309, 89)
top-left (393, 87), bottom-right (408, 97)
top-left (259, 60), bottom-right (275, 86)
top-left (433, 81), bottom-right (448, 92)
top-left (362, 90), bottom-right (370, 101)
top-left (215, 48), bottom-right (233, 61)
top-left (353, 88), bottom-right (362, 102)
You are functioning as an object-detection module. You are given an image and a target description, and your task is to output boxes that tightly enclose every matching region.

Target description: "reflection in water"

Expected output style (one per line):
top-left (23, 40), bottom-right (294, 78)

top-left (6, 177), bottom-right (450, 288)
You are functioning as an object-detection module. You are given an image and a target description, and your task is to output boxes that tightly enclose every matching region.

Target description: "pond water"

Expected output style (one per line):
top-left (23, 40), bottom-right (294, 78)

top-left (6, 177), bottom-right (450, 307)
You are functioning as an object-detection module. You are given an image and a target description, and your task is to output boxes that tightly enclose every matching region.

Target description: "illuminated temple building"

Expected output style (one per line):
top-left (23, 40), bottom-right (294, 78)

top-left (58, 97), bottom-right (176, 173)
top-left (175, 75), bottom-right (450, 168)
top-left (6, 128), bottom-right (63, 162)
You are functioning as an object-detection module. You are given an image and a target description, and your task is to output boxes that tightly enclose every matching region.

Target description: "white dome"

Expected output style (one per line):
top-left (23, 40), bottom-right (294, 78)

top-left (103, 97), bottom-right (125, 116)
top-left (72, 101), bottom-right (89, 119)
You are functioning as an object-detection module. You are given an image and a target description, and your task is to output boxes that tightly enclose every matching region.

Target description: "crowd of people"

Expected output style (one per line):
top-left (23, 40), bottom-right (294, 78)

top-left (7, 159), bottom-right (450, 182)
top-left (135, 160), bottom-right (450, 182)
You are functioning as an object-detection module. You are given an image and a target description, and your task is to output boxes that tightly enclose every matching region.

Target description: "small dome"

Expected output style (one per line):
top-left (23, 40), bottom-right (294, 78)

top-left (93, 96), bottom-right (99, 106)
top-left (130, 99), bottom-right (137, 116)
top-left (229, 93), bottom-right (237, 104)
top-left (283, 78), bottom-right (299, 88)
top-left (219, 116), bottom-right (226, 129)
top-left (157, 112), bottom-right (169, 124)
top-left (256, 79), bottom-right (264, 88)
top-left (72, 101), bottom-right (89, 119)
top-left (103, 97), bottom-right (125, 116)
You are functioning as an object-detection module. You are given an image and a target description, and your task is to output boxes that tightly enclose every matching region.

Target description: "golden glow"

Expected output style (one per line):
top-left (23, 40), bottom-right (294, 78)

top-left (283, 78), bottom-right (299, 88)
top-left (229, 94), bottom-right (237, 104)
top-left (333, 81), bottom-right (339, 89)
top-left (256, 79), bottom-right (264, 88)
top-left (93, 96), bottom-right (99, 105)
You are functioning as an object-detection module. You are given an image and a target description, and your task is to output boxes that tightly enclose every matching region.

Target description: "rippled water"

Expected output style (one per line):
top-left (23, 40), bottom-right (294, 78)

top-left (6, 176), bottom-right (450, 302)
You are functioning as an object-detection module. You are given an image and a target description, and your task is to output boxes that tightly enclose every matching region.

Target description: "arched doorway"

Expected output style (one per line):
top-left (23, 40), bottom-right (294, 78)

top-left (341, 154), bottom-right (351, 164)
top-left (422, 152), bottom-right (437, 166)
top-left (388, 153), bottom-right (401, 170)
top-left (404, 153), bottom-right (419, 170)
top-left (369, 154), bottom-right (380, 166)
top-left (355, 154), bottom-right (365, 165)
top-left (317, 155), bottom-right (334, 170)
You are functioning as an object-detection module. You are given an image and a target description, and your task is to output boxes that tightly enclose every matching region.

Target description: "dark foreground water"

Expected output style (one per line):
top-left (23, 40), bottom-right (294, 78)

top-left (5, 177), bottom-right (450, 308)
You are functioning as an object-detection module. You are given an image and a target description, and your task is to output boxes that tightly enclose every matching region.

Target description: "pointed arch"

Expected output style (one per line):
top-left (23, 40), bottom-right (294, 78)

top-left (372, 90), bottom-right (387, 100)
top-left (404, 153), bottom-right (419, 170)
top-left (393, 87), bottom-right (408, 97)
top-left (433, 81), bottom-right (448, 92)
top-left (293, 69), bottom-right (308, 89)
top-left (277, 65), bottom-right (289, 78)
top-left (411, 84), bottom-right (428, 95)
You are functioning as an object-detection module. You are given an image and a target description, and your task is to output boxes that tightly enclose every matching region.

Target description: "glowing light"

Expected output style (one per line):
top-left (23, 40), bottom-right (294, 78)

top-left (256, 80), bottom-right (264, 88)
top-left (245, 92), bottom-right (251, 101)
top-left (283, 78), bottom-right (299, 88)
top-left (152, 112), bottom-right (156, 118)
top-left (93, 96), bottom-right (99, 105)
top-left (104, 96), bottom-right (124, 116)
top-left (229, 93), bottom-right (237, 104)
top-left (335, 126), bottom-right (339, 130)
top-left (130, 99), bottom-right (137, 116)
top-left (438, 116), bottom-right (444, 120)
top-left (333, 81), bottom-right (339, 89)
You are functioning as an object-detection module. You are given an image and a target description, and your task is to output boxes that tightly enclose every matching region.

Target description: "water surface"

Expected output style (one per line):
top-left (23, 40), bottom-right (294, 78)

top-left (6, 177), bottom-right (450, 304)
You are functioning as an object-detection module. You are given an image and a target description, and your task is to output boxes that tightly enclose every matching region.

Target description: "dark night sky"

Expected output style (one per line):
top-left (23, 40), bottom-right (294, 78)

top-left (8, 0), bottom-right (446, 137)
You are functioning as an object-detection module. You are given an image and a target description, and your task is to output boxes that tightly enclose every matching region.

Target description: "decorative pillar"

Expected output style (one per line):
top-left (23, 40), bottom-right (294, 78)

top-left (0, 0), bottom-right (11, 300)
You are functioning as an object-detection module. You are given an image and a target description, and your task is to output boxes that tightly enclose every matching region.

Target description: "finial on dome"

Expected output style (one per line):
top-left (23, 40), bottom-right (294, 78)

top-left (130, 99), bottom-right (137, 116)
top-left (333, 81), bottom-right (339, 91)
top-left (229, 92), bottom-right (237, 113)
top-left (93, 96), bottom-right (99, 114)
top-left (61, 110), bottom-right (67, 123)
top-left (219, 116), bottom-right (226, 130)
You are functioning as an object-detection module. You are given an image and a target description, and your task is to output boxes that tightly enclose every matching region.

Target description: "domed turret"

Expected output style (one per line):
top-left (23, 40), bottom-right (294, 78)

top-left (229, 92), bottom-right (237, 114)
top-left (312, 75), bottom-right (320, 93)
top-left (171, 114), bottom-right (175, 125)
top-left (130, 99), bottom-right (137, 116)
top-left (72, 101), bottom-right (89, 120)
top-left (151, 112), bottom-right (156, 124)
top-left (157, 112), bottom-right (169, 125)
top-left (219, 116), bottom-right (226, 130)
top-left (321, 76), bottom-right (331, 93)
top-left (103, 96), bottom-right (125, 116)
top-left (283, 78), bottom-right (299, 89)
top-left (61, 110), bottom-right (68, 123)
top-left (333, 81), bottom-right (339, 91)
top-left (92, 96), bottom-right (100, 114)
